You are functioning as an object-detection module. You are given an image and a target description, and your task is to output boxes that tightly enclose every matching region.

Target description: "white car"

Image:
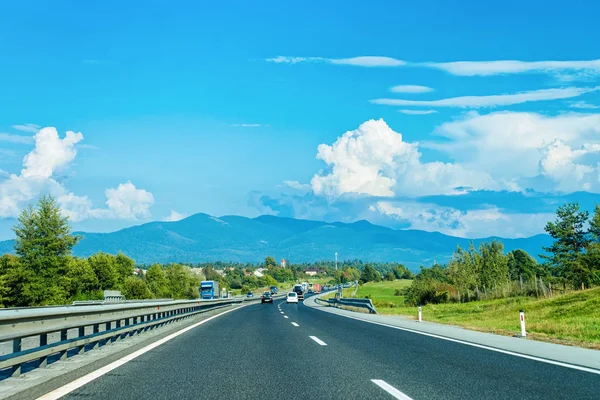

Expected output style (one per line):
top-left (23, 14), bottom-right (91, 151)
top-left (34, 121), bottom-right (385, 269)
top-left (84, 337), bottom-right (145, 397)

top-left (286, 292), bottom-right (298, 303)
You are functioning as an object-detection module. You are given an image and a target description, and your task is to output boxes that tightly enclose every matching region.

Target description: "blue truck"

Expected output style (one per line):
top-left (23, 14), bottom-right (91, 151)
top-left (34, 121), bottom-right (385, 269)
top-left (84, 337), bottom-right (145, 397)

top-left (200, 280), bottom-right (220, 299)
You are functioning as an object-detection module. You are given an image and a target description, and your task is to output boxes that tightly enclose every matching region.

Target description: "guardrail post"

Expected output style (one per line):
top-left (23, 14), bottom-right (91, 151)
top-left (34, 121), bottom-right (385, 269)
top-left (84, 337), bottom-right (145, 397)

top-left (39, 333), bottom-right (48, 367)
top-left (519, 310), bottom-right (527, 337)
top-left (11, 338), bottom-right (22, 377)
top-left (60, 329), bottom-right (68, 360)
top-left (78, 326), bottom-right (86, 354)
top-left (418, 306), bottom-right (422, 322)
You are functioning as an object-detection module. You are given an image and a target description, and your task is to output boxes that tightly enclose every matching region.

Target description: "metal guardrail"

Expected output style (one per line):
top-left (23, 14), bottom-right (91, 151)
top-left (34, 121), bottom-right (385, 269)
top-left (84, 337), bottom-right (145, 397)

top-left (317, 297), bottom-right (378, 314)
top-left (0, 295), bottom-right (260, 378)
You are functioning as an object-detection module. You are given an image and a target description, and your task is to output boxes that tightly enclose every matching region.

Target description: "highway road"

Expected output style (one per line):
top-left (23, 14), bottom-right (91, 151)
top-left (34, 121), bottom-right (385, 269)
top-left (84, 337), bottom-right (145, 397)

top-left (48, 295), bottom-right (599, 400)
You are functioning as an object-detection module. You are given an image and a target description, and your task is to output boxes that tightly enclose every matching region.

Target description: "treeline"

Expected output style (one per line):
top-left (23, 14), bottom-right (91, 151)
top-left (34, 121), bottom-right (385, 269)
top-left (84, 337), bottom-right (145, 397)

top-left (0, 196), bottom-right (203, 307)
top-left (403, 202), bottom-right (600, 306)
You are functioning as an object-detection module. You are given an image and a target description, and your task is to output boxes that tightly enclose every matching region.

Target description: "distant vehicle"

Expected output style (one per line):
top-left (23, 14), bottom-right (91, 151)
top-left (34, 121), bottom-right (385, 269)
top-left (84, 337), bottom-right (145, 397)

top-left (270, 286), bottom-right (278, 295)
top-left (286, 292), bottom-right (298, 303)
top-left (301, 282), bottom-right (308, 293)
top-left (200, 281), bottom-right (219, 299)
top-left (313, 283), bottom-right (322, 294)
top-left (247, 292), bottom-right (254, 298)
top-left (261, 292), bottom-right (273, 304)
top-left (293, 284), bottom-right (305, 301)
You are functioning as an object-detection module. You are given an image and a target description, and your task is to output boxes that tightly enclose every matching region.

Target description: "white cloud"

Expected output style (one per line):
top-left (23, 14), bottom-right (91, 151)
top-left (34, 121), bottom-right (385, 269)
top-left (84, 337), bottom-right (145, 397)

top-left (11, 123), bottom-right (40, 133)
top-left (390, 85), bottom-right (434, 93)
top-left (283, 180), bottom-right (312, 192)
top-left (0, 133), bottom-right (33, 144)
top-left (538, 140), bottom-right (600, 192)
top-left (164, 210), bottom-right (187, 222)
top-left (570, 101), bottom-right (600, 109)
top-left (105, 182), bottom-right (154, 220)
top-left (424, 111), bottom-right (600, 192)
top-left (371, 86), bottom-right (600, 108)
top-left (266, 56), bottom-right (405, 67)
top-left (398, 109), bottom-right (438, 115)
top-left (370, 200), bottom-right (554, 238)
top-left (423, 59), bottom-right (600, 77)
top-left (22, 127), bottom-right (83, 179)
top-left (0, 127), bottom-right (154, 221)
top-left (310, 119), bottom-right (496, 198)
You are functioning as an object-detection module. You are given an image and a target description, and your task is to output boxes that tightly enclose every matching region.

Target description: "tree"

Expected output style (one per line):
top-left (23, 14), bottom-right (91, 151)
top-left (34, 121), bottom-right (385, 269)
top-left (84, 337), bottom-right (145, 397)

top-left (506, 249), bottom-right (538, 281)
top-left (114, 252), bottom-right (135, 285)
top-left (166, 264), bottom-right (199, 299)
top-left (588, 204), bottom-right (600, 241)
top-left (146, 264), bottom-right (170, 298)
top-left (11, 195), bottom-right (80, 305)
top-left (203, 266), bottom-right (221, 281)
top-left (392, 265), bottom-right (414, 280)
top-left (88, 252), bottom-right (119, 290)
top-left (264, 256), bottom-right (277, 269)
top-left (476, 241), bottom-right (509, 290)
top-left (67, 258), bottom-right (99, 298)
top-left (542, 202), bottom-right (590, 288)
top-left (122, 276), bottom-right (152, 299)
top-left (579, 242), bottom-right (600, 288)
top-left (269, 267), bottom-right (293, 283)
top-left (384, 271), bottom-right (395, 281)
top-left (447, 244), bottom-right (477, 297)
top-left (359, 264), bottom-right (381, 283)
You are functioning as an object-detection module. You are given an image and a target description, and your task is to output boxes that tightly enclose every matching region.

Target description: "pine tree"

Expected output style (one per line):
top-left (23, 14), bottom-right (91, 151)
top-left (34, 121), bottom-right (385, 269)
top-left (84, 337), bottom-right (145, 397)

top-left (542, 202), bottom-right (589, 288)
top-left (11, 195), bottom-right (80, 305)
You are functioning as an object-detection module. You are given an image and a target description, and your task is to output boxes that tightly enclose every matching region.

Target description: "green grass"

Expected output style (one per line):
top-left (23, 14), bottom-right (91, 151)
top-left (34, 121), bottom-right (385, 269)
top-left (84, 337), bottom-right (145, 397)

top-left (325, 280), bottom-right (600, 349)
top-left (324, 280), bottom-right (412, 307)
top-left (389, 288), bottom-right (600, 349)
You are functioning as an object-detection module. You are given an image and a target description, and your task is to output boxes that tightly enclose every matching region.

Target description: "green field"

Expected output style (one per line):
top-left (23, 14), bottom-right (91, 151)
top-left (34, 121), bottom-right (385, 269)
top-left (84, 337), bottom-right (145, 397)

top-left (327, 280), bottom-right (600, 349)
top-left (324, 280), bottom-right (412, 307)
top-left (390, 288), bottom-right (600, 349)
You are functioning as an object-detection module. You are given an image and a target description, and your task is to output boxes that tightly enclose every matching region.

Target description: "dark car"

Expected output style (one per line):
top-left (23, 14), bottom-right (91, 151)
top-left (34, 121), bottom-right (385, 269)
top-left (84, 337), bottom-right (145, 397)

top-left (261, 292), bottom-right (273, 304)
top-left (270, 286), bottom-right (278, 295)
top-left (247, 292), bottom-right (254, 298)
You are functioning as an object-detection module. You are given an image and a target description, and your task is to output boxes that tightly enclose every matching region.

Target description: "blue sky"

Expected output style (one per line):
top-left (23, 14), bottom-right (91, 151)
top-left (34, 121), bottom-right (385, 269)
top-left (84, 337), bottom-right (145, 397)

top-left (1, 0), bottom-right (600, 239)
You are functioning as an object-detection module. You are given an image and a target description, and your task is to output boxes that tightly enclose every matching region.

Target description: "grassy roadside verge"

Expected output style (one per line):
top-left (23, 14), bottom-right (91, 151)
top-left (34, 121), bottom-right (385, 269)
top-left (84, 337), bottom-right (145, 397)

top-left (325, 280), bottom-right (600, 349)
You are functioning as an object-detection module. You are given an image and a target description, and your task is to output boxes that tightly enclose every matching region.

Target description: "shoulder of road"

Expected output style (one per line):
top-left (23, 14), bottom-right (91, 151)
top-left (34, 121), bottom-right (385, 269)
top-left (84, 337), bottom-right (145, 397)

top-left (304, 292), bottom-right (600, 372)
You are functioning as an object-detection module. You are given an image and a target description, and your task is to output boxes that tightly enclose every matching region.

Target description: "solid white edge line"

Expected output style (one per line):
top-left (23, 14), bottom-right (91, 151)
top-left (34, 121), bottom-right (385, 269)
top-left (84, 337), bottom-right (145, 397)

top-left (283, 315), bottom-right (289, 319)
top-left (371, 379), bottom-right (413, 400)
top-left (291, 322), bottom-right (299, 327)
top-left (36, 305), bottom-right (245, 400)
top-left (321, 309), bottom-right (600, 376)
top-left (309, 336), bottom-right (327, 346)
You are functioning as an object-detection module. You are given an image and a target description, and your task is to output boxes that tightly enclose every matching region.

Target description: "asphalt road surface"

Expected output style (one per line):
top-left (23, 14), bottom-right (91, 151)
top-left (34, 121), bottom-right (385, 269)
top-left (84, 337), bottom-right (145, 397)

top-left (60, 296), bottom-right (600, 400)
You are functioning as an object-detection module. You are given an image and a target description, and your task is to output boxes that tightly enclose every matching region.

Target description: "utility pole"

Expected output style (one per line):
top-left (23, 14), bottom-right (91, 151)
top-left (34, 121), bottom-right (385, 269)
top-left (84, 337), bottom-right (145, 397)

top-left (335, 252), bottom-right (338, 270)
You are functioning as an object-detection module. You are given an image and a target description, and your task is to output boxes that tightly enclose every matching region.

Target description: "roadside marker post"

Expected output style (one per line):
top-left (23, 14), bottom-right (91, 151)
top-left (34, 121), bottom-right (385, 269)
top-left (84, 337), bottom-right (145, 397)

top-left (418, 306), bottom-right (422, 322)
top-left (519, 310), bottom-right (526, 337)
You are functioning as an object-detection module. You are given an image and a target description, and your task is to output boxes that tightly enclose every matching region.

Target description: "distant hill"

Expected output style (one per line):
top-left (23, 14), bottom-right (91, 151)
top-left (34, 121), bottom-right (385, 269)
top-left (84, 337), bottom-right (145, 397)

top-left (0, 213), bottom-right (553, 270)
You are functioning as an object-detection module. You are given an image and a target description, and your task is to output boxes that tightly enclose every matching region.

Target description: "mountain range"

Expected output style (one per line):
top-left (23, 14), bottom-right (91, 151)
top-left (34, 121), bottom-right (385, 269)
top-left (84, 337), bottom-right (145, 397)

top-left (0, 214), bottom-right (553, 270)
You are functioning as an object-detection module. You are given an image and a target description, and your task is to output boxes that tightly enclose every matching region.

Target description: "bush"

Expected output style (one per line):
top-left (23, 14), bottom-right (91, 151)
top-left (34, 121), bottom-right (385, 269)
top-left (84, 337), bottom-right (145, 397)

top-left (123, 277), bottom-right (152, 300)
top-left (394, 289), bottom-right (401, 296)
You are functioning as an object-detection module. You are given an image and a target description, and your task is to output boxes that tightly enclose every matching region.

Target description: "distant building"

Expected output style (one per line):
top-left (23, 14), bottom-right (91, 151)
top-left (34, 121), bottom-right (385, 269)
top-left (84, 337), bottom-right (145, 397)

top-left (281, 258), bottom-right (287, 268)
top-left (304, 266), bottom-right (326, 276)
top-left (254, 268), bottom-right (267, 278)
top-left (133, 268), bottom-right (146, 276)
